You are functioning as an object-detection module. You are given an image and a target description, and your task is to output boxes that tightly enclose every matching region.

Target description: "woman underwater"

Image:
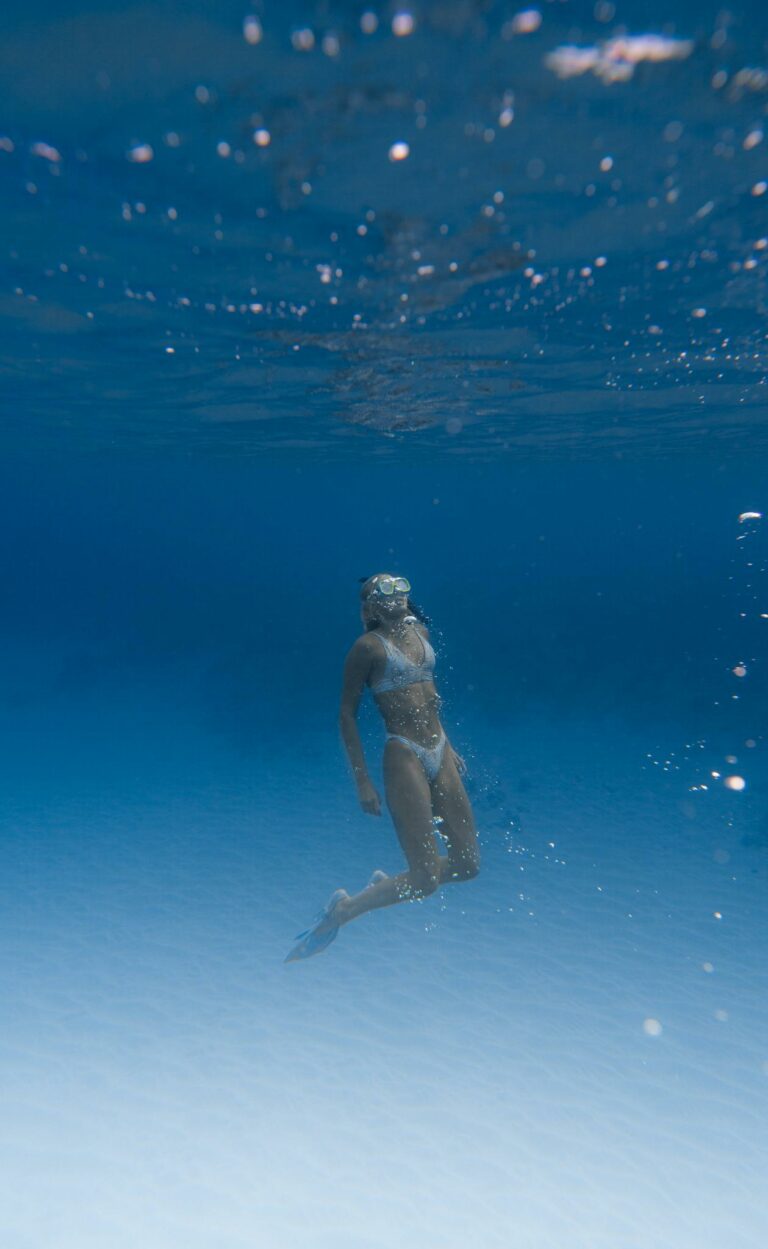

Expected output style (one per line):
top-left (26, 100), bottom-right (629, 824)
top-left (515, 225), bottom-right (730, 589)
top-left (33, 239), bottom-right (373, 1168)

top-left (286, 573), bottom-right (480, 962)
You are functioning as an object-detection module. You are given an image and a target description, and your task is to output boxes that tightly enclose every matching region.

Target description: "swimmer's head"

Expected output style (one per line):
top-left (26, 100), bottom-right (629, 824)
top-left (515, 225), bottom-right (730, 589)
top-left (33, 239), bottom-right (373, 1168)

top-left (359, 573), bottom-right (429, 630)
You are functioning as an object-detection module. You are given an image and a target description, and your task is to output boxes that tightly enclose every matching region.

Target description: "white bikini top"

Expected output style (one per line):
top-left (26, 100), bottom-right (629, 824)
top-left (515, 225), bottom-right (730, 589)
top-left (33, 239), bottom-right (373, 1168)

top-left (370, 626), bottom-right (436, 695)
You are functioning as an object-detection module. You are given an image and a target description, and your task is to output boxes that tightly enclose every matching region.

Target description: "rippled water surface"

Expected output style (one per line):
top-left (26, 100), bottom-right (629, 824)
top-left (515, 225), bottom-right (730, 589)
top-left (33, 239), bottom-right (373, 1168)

top-left (3, 0), bottom-right (768, 453)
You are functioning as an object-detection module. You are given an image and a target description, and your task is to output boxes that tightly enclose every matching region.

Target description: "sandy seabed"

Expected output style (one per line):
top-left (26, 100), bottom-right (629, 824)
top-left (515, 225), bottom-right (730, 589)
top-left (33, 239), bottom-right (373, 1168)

top-left (1, 698), bottom-right (766, 1249)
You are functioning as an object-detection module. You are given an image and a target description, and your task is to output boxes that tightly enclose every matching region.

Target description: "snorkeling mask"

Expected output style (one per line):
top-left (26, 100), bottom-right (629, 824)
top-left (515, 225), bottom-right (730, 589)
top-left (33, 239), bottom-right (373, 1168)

top-left (369, 575), bottom-right (411, 598)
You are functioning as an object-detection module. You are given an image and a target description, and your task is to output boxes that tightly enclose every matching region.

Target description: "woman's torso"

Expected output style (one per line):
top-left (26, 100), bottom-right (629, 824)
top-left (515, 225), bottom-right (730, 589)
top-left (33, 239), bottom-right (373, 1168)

top-left (366, 625), bottom-right (443, 744)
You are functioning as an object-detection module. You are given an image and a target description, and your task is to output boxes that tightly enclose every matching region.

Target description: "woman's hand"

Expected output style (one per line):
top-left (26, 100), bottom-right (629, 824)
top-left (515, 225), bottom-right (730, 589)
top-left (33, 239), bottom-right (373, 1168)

top-left (357, 779), bottom-right (382, 816)
top-left (451, 748), bottom-right (468, 776)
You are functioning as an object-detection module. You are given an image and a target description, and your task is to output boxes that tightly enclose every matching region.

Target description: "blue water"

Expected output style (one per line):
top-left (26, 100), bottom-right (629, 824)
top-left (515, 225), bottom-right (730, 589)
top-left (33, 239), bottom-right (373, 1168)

top-left (2, 2), bottom-right (768, 1246)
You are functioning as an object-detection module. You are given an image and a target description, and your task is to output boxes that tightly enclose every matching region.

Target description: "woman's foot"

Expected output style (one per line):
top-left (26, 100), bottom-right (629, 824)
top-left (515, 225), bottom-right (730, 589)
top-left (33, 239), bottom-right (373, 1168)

top-left (314, 888), bottom-right (350, 933)
top-left (284, 889), bottom-right (350, 962)
top-left (366, 869), bottom-right (389, 887)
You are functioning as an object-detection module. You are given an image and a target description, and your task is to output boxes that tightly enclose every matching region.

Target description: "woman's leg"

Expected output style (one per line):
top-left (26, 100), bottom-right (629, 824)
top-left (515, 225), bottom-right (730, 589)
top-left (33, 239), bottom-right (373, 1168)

top-left (332, 738), bottom-right (443, 929)
top-left (430, 751), bottom-right (481, 884)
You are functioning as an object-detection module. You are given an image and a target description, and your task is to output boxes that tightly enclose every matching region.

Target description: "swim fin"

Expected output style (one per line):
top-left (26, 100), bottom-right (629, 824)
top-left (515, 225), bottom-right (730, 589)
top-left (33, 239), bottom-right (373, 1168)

top-left (284, 889), bottom-right (349, 963)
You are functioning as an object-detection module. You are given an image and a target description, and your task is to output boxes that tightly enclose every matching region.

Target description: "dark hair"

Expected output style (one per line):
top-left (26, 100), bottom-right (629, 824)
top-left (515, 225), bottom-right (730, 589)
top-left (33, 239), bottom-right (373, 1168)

top-left (359, 575), bottom-right (431, 631)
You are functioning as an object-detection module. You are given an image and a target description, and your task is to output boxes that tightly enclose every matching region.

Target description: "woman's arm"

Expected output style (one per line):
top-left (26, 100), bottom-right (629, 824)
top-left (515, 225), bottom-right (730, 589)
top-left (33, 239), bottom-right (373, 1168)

top-left (339, 639), bottom-right (381, 816)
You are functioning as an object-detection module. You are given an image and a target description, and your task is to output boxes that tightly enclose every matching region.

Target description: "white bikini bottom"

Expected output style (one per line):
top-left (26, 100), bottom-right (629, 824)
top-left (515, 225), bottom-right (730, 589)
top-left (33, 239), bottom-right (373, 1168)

top-left (386, 730), bottom-right (447, 783)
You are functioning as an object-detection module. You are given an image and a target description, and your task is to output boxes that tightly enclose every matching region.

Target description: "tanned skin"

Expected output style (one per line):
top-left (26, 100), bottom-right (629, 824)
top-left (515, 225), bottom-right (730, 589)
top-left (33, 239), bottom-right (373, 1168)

top-left (320, 573), bottom-right (480, 934)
